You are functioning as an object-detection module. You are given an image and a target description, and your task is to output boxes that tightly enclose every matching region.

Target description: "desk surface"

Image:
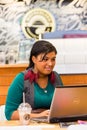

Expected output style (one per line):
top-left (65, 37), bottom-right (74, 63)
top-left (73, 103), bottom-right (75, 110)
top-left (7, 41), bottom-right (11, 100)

top-left (0, 120), bottom-right (67, 130)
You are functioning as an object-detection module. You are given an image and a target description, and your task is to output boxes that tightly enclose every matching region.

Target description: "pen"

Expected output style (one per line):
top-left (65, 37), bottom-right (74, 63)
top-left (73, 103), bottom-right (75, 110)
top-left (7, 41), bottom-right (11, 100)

top-left (78, 120), bottom-right (87, 124)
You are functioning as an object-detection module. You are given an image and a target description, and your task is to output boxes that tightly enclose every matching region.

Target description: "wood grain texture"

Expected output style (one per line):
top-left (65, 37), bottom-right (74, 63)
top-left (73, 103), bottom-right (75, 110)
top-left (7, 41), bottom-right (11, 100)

top-left (0, 64), bottom-right (87, 105)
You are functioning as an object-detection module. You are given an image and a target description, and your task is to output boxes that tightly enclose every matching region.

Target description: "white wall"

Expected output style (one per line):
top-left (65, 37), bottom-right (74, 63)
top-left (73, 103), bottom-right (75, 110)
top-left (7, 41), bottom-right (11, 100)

top-left (44, 38), bottom-right (87, 74)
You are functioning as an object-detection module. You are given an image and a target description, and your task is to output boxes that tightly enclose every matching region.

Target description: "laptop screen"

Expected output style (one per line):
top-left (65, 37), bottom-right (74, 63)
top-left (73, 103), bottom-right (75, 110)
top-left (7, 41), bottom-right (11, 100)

top-left (49, 85), bottom-right (87, 123)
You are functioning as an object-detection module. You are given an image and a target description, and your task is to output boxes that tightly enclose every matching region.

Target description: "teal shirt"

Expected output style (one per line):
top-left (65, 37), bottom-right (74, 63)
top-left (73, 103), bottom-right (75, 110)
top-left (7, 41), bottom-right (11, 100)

top-left (5, 73), bottom-right (55, 120)
top-left (34, 81), bottom-right (54, 109)
top-left (5, 73), bottom-right (24, 120)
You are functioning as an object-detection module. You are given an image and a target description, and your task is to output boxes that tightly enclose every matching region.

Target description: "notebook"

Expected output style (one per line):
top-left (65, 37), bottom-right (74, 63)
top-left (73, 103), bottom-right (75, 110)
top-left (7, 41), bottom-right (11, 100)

top-left (49, 85), bottom-right (87, 123)
top-left (32, 85), bottom-right (87, 123)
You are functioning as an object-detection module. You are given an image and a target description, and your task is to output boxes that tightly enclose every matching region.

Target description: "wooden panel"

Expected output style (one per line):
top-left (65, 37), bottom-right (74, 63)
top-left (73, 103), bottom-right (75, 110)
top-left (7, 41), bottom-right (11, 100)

top-left (0, 76), bottom-right (15, 85)
top-left (0, 68), bottom-right (26, 75)
top-left (60, 74), bottom-right (87, 85)
top-left (0, 64), bottom-right (27, 105)
top-left (0, 86), bottom-right (9, 95)
top-left (84, 76), bottom-right (87, 83)
top-left (0, 95), bottom-right (6, 105)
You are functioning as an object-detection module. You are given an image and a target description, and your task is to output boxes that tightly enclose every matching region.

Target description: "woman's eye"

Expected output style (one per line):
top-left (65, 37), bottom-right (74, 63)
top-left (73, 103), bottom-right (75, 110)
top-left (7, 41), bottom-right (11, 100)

top-left (43, 58), bottom-right (48, 61)
top-left (43, 58), bottom-right (56, 62)
top-left (52, 58), bottom-right (56, 61)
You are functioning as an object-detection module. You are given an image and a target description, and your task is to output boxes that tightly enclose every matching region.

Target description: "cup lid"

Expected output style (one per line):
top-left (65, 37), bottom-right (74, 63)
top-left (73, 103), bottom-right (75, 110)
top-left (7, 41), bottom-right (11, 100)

top-left (18, 103), bottom-right (31, 110)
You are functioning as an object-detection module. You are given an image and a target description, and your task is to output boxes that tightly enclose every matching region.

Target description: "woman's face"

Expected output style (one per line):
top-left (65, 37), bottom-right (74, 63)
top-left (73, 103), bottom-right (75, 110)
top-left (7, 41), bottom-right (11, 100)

top-left (32, 51), bottom-right (56, 76)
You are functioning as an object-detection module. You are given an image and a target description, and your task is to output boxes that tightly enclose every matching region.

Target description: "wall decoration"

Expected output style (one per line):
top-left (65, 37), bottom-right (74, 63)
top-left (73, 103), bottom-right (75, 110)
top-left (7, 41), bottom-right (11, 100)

top-left (56, 0), bottom-right (87, 30)
top-left (0, 0), bottom-right (87, 64)
top-left (21, 8), bottom-right (55, 39)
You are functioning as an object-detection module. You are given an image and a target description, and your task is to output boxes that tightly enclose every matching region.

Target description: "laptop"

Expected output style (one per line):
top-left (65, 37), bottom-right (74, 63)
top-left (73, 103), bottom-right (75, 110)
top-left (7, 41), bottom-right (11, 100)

top-left (49, 85), bottom-right (87, 123)
top-left (32, 85), bottom-right (87, 123)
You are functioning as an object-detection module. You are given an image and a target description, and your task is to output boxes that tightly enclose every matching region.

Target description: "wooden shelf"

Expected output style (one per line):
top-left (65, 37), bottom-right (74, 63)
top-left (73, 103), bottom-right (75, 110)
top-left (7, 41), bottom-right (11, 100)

top-left (0, 64), bottom-right (28, 68)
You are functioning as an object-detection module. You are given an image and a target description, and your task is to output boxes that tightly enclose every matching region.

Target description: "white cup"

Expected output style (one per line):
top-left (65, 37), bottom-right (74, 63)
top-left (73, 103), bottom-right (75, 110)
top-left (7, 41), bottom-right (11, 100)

top-left (18, 103), bottom-right (32, 125)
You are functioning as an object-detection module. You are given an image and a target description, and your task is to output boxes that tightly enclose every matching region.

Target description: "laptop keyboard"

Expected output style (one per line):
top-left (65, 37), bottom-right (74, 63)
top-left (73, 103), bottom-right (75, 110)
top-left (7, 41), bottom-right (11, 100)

top-left (31, 116), bottom-right (48, 123)
top-left (59, 122), bottom-right (76, 128)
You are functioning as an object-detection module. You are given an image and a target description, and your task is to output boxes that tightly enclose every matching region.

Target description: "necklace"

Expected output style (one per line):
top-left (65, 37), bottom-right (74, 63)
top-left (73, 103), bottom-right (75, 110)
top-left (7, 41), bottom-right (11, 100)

top-left (44, 89), bottom-right (47, 93)
top-left (35, 82), bottom-right (48, 93)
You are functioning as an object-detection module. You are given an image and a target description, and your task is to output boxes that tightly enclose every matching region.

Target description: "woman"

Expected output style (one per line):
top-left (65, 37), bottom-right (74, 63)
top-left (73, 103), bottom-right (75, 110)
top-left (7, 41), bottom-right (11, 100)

top-left (5, 40), bottom-right (63, 120)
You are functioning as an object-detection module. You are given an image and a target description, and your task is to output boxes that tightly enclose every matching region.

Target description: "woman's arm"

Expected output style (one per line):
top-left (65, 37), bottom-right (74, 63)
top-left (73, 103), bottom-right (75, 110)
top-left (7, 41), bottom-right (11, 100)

top-left (5, 73), bottom-right (24, 120)
top-left (11, 110), bottom-right (19, 120)
top-left (11, 109), bottom-right (49, 120)
top-left (5, 72), bottom-right (49, 120)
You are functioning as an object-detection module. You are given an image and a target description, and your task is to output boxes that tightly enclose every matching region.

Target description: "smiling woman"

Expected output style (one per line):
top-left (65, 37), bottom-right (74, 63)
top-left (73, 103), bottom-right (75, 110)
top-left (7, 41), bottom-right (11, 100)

top-left (5, 40), bottom-right (63, 120)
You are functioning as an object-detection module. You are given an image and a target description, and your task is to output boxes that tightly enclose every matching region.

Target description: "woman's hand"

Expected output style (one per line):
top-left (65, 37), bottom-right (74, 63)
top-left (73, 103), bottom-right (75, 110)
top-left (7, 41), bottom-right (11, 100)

top-left (31, 109), bottom-right (50, 118)
top-left (38, 109), bottom-right (50, 117)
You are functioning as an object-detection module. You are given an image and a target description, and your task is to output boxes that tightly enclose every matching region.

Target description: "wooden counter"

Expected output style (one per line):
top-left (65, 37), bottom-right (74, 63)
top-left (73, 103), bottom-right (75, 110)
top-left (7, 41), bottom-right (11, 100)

top-left (60, 73), bottom-right (87, 86)
top-left (0, 64), bottom-right (28, 106)
top-left (0, 120), bottom-right (66, 130)
top-left (0, 64), bottom-right (87, 105)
